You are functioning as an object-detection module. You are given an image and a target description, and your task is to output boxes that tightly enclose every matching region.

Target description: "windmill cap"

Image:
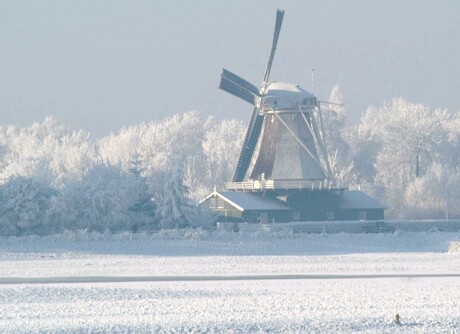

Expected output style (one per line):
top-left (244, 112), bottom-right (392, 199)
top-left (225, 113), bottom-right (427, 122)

top-left (264, 82), bottom-right (317, 109)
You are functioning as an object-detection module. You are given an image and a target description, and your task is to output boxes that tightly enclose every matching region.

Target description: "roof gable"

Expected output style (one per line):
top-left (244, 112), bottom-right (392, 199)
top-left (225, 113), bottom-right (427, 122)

top-left (201, 191), bottom-right (290, 211)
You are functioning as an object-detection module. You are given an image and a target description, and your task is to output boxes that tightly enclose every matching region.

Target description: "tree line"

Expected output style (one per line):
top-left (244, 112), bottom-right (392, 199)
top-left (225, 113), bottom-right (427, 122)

top-left (1, 87), bottom-right (459, 235)
top-left (0, 113), bottom-right (243, 235)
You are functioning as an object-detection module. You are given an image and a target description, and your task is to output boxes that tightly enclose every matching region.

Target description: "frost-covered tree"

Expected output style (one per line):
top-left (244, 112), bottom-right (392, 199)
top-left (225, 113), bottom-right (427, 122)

top-left (97, 123), bottom-right (148, 171)
top-left (322, 85), bottom-right (348, 154)
top-left (140, 111), bottom-right (213, 196)
top-left (153, 162), bottom-right (196, 229)
top-left (126, 155), bottom-right (156, 231)
top-left (0, 113), bottom-right (244, 233)
top-left (319, 85), bottom-right (353, 184)
top-left (202, 118), bottom-right (244, 188)
top-left (53, 163), bottom-right (154, 232)
top-left (404, 163), bottom-right (460, 219)
top-left (0, 117), bottom-right (96, 188)
top-left (0, 176), bottom-right (56, 236)
top-left (441, 111), bottom-right (460, 168)
top-left (97, 111), bottom-right (216, 200)
top-left (355, 98), bottom-right (450, 217)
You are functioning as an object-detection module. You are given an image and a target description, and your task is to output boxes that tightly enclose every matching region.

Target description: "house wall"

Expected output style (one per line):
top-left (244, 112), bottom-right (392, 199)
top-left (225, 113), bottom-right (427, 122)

top-left (284, 191), bottom-right (339, 221)
top-left (206, 196), bottom-right (242, 222)
top-left (205, 195), bottom-right (292, 223)
top-left (335, 209), bottom-right (384, 221)
top-left (212, 208), bottom-right (243, 222)
top-left (242, 210), bottom-right (292, 224)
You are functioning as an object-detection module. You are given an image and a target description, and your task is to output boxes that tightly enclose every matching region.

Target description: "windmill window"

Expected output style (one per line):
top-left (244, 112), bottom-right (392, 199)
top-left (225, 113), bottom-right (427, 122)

top-left (293, 212), bottom-right (300, 220)
top-left (302, 98), bottom-right (309, 105)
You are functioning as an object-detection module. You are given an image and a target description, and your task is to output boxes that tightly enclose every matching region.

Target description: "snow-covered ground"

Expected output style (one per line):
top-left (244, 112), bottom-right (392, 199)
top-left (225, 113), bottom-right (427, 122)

top-left (1, 230), bottom-right (459, 333)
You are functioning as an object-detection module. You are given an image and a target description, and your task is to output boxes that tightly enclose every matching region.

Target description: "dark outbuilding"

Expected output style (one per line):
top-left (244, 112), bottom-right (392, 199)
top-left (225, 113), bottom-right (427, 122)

top-left (201, 189), bottom-right (385, 223)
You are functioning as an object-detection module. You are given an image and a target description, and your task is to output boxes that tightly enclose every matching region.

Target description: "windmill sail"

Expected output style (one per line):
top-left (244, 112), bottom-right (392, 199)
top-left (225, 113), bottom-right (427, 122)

top-left (219, 69), bottom-right (260, 105)
top-left (232, 108), bottom-right (264, 182)
top-left (219, 75), bottom-right (258, 105)
top-left (230, 9), bottom-right (285, 182)
top-left (222, 69), bottom-right (260, 96)
top-left (262, 9), bottom-right (284, 87)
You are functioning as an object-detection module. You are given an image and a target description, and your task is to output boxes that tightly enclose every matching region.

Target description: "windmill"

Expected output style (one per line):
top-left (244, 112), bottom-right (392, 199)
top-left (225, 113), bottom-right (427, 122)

top-left (219, 9), bottom-right (333, 189)
top-left (200, 8), bottom-right (385, 224)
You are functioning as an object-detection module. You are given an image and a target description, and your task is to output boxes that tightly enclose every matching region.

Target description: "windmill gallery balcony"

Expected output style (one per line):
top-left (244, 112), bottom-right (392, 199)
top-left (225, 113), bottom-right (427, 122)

top-left (225, 179), bottom-right (344, 192)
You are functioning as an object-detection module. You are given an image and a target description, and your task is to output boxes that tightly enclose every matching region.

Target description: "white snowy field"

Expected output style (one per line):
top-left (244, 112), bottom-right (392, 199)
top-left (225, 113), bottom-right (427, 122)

top-left (1, 230), bottom-right (460, 333)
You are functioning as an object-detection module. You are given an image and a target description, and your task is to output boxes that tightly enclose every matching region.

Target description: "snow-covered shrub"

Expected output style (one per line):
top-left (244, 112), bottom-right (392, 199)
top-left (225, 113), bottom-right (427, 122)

top-left (271, 227), bottom-right (295, 239)
top-left (448, 241), bottom-right (460, 253)
top-left (191, 203), bottom-right (214, 230)
top-left (157, 228), bottom-right (182, 239)
top-left (0, 176), bottom-right (56, 236)
top-left (183, 227), bottom-right (210, 241)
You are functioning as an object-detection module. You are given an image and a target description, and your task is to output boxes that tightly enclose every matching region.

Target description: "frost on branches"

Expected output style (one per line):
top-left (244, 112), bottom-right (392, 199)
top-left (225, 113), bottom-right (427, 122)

top-left (355, 98), bottom-right (454, 217)
top-left (0, 176), bottom-right (55, 236)
top-left (0, 112), bottom-right (242, 235)
top-left (320, 85), bottom-right (354, 184)
top-left (154, 163), bottom-right (196, 229)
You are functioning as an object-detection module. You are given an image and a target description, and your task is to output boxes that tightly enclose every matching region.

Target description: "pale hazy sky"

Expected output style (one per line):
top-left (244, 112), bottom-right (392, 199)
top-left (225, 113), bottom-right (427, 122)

top-left (1, 0), bottom-right (459, 137)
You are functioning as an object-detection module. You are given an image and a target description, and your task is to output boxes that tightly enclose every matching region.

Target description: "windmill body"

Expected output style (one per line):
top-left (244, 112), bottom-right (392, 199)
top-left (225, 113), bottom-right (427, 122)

top-left (251, 82), bottom-right (326, 182)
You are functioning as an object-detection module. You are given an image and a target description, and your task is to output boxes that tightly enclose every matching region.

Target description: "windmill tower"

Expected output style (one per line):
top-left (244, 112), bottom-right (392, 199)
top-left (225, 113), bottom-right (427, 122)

top-left (220, 9), bottom-right (333, 190)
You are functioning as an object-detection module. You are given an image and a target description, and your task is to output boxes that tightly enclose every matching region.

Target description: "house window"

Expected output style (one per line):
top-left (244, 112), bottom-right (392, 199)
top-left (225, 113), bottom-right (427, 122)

top-left (359, 211), bottom-right (367, 221)
top-left (326, 211), bottom-right (334, 220)
top-left (293, 212), bottom-right (300, 221)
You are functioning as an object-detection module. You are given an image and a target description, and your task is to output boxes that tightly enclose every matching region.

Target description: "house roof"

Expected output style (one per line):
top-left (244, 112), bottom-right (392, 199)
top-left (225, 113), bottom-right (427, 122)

top-left (201, 191), bottom-right (291, 212)
top-left (338, 190), bottom-right (386, 210)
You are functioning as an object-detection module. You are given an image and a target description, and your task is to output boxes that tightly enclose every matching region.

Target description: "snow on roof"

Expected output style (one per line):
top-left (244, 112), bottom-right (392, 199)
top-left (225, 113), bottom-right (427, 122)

top-left (202, 191), bottom-right (290, 212)
top-left (263, 82), bottom-right (317, 110)
top-left (266, 82), bottom-right (315, 98)
top-left (339, 191), bottom-right (386, 210)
